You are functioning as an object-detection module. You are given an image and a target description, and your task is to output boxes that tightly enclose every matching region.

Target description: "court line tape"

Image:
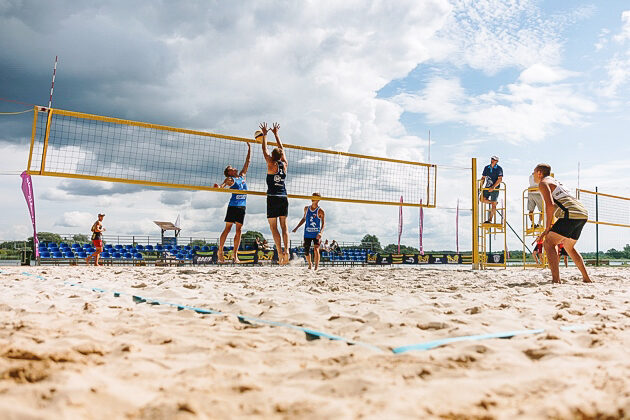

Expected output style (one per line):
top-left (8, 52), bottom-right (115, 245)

top-left (2, 270), bottom-right (591, 354)
top-left (12, 270), bottom-right (384, 353)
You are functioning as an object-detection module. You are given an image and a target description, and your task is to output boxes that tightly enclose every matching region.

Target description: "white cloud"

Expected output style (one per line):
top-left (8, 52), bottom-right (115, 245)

top-left (393, 74), bottom-right (595, 143)
top-left (518, 63), bottom-right (578, 84)
top-left (613, 10), bottom-right (630, 43)
top-left (54, 211), bottom-right (94, 228)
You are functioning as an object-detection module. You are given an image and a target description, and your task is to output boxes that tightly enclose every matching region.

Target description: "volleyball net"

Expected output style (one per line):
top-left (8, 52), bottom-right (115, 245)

top-left (577, 189), bottom-right (630, 228)
top-left (26, 107), bottom-right (436, 207)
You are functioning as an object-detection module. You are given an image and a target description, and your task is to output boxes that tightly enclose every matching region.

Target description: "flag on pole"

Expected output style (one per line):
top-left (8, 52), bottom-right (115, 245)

top-left (456, 199), bottom-right (460, 254)
top-left (21, 172), bottom-right (39, 257)
top-left (398, 196), bottom-right (403, 254)
top-left (419, 199), bottom-right (424, 255)
top-left (174, 214), bottom-right (181, 229)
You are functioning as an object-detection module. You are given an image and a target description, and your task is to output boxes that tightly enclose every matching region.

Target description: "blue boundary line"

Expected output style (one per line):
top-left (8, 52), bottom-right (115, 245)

top-left (13, 270), bottom-right (383, 353)
top-left (1, 270), bottom-right (591, 354)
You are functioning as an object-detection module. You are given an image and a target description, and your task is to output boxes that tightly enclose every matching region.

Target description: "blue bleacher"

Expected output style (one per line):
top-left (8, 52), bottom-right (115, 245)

top-left (135, 244), bottom-right (145, 252)
top-left (201, 246), bottom-right (210, 252)
top-left (133, 252), bottom-right (143, 259)
top-left (144, 244), bottom-right (154, 251)
top-left (101, 251), bottom-right (111, 258)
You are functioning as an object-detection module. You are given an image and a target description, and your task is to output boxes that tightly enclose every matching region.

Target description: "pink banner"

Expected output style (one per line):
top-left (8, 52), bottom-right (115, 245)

top-left (456, 199), bottom-right (459, 254)
top-left (398, 196), bottom-right (403, 254)
top-left (21, 171), bottom-right (39, 257)
top-left (419, 199), bottom-right (424, 255)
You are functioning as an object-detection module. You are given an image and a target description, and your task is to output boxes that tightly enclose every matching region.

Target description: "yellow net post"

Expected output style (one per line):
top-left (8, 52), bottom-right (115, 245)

top-left (471, 158), bottom-right (480, 269)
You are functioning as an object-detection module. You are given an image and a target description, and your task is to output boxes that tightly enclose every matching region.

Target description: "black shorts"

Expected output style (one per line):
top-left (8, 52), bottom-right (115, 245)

top-left (303, 237), bottom-right (320, 252)
top-left (267, 196), bottom-right (288, 218)
top-left (558, 247), bottom-right (568, 256)
top-left (225, 206), bottom-right (245, 224)
top-left (550, 218), bottom-right (587, 240)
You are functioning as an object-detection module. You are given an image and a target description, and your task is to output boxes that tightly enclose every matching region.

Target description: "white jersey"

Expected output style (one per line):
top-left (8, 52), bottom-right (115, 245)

top-left (548, 178), bottom-right (588, 220)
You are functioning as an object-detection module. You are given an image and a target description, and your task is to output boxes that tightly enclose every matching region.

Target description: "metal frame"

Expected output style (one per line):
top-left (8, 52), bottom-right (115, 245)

top-left (522, 186), bottom-right (546, 268)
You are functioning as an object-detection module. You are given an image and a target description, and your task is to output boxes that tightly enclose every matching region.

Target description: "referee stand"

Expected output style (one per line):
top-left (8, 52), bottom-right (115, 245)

top-left (522, 186), bottom-right (547, 268)
top-left (477, 181), bottom-right (507, 269)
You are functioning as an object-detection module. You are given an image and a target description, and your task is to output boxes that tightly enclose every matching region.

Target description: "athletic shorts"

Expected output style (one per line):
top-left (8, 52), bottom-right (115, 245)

top-left (534, 244), bottom-right (543, 253)
top-left (225, 206), bottom-right (246, 224)
top-left (527, 193), bottom-right (543, 212)
top-left (92, 240), bottom-right (103, 248)
top-left (482, 190), bottom-right (499, 202)
top-left (303, 237), bottom-right (320, 252)
top-left (550, 218), bottom-right (587, 240)
top-left (558, 247), bottom-right (568, 256)
top-left (267, 196), bottom-right (288, 218)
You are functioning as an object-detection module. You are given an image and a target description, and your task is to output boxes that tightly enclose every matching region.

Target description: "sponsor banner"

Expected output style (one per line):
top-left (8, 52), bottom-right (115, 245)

top-left (193, 250), bottom-right (259, 265)
top-left (486, 253), bottom-right (505, 264)
top-left (373, 253), bottom-right (464, 265)
top-left (162, 236), bottom-right (177, 246)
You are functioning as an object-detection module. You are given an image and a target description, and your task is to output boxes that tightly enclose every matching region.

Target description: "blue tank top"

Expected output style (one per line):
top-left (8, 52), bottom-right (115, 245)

top-left (228, 176), bottom-right (247, 207)
top-left (304, 206), bottom-right (321, 238)
top-left (266, 161), bottom-right (287, 197)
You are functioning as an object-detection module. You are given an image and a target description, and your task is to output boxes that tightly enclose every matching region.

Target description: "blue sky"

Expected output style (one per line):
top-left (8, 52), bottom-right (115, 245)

top-left (1, 1), bottom-right (629, 252)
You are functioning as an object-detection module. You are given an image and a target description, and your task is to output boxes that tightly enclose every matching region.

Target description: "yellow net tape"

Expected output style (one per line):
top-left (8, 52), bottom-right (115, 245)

top-left (27, 107), bottom-right (436, 207)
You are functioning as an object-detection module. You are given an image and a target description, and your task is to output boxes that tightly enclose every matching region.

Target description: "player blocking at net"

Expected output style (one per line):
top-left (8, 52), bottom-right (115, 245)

top-left (214, 142), bottom-right (251, 263)
top-left (258, 122), bottom-right (290, 265)
top-left (292, 193), bottom-right (326, 270)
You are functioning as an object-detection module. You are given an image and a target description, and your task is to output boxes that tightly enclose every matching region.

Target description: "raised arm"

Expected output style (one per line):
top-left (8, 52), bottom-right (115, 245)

top-left (259, 123), bottom-right (271, 163)
top-left (292, 206), bottom-right (308, 233)
top-left (213, 177), bottom-right (234, 189)
top-left (271, 122), bottom-right (287, 167)
top-left (239, 142), bottom-right (251, 176)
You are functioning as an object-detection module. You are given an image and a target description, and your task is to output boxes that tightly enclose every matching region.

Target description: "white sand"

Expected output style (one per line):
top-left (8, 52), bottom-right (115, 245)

top-left (0, 265), bottom-right (628, 419)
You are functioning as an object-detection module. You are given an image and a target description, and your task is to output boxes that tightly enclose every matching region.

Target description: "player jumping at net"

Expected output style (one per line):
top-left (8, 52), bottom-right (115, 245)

top-left (258, 122), bottom-right (290, 265)
top-left (292, 193), bottom-right (326, 270)
top-left (214, 142), bottom-right (251, 263)
top-left (86, 213), bottom-right (105, 266)
top-left (533, 163), bottom-right (592, 284)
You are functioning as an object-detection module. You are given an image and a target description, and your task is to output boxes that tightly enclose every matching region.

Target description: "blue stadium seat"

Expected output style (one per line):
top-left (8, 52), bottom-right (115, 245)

top-left (123, 253), bottom-right (134, 260)
top-left (77, 251), bottom-right (87, 258)
top-left (104, 244), bottom-right (114, 250)
top-left (114, 244), bottom-right (123, 251)
top-left (164, 245), bottom-right (174, 251)
top-left (133, 252), bottom-right (143, 259)
top-left (124, 245), bottom-right (134, 252)
top-left (40, 251), bottom-right (51, 258)
top-left (200, 246), bottom-right (208, 251)
top-left (193, 245), bottom-right (201, 251)
top-left (135, 244), bottom-right (145, 252)
top-left (64, 251), bottom-right (75, 258)
top-left (113, 252), bottom-right (123, 259)
top-left (144, 245), bottom-right (154, 251)
top-left (52, 251), bottom-right (63, 258)
top-left (184, 245), bottom-right (192, 251)
top-left (71, 243), bottom-right (81, 250)
top-left (101, 251), bottom-right (111, 258)
top-left (155, 244), bottom-right (164, 252)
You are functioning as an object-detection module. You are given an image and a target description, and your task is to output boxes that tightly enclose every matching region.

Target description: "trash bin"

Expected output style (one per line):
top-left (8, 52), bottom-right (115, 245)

top-left (21, 250), bottom-right (32, 266)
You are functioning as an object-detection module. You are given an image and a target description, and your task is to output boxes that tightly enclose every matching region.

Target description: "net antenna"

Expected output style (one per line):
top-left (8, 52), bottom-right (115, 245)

top-left (25, 108), bottom-right (437, 208)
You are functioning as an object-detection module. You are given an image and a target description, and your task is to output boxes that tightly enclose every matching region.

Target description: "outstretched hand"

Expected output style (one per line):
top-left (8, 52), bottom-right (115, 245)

top-left (271, 122), bottom-right (280, 135)
top-left (259, 122), bottom-right (269, 136)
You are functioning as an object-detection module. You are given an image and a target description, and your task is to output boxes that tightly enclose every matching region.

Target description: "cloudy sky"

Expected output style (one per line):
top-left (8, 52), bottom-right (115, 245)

top-left (1, 0), bottom-right (629, 252)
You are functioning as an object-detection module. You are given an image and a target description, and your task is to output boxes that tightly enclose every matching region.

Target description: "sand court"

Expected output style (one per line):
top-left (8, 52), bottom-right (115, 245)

top-left (1, 266), bottom-right (629, 419)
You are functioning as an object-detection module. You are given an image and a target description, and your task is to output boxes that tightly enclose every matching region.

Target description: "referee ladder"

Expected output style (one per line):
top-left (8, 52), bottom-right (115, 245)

top-left (477, 181), bottom-right (507, 269)
top-left (522, 186), bottom-right (547, 268)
